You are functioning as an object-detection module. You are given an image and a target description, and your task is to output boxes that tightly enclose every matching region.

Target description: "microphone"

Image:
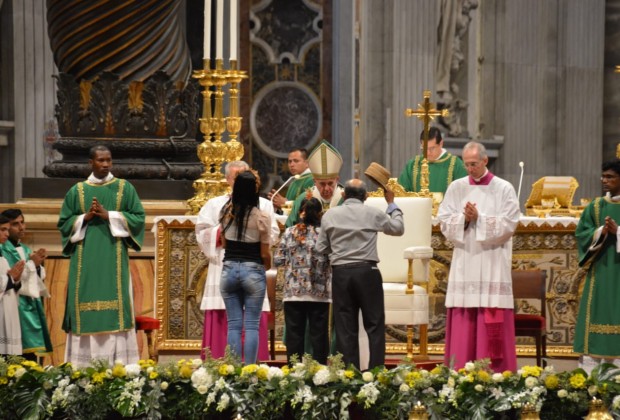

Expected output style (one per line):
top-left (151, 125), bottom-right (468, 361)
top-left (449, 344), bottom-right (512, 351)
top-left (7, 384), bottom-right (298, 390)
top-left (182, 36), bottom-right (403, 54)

top-left (271, 175), bottom-right (300, 203)
top-left (517, 161), bottom-right (525, 203)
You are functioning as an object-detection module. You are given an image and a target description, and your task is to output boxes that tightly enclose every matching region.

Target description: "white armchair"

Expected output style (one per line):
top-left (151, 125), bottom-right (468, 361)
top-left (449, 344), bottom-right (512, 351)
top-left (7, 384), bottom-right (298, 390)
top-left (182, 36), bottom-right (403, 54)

top-left (365, 192), bottom-right (433, 359)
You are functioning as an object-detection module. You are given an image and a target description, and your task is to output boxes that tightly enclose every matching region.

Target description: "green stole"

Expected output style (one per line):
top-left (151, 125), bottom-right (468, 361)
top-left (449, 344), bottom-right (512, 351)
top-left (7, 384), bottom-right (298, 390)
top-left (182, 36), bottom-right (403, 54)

top-left (58, 178), bottom-right (145, 335)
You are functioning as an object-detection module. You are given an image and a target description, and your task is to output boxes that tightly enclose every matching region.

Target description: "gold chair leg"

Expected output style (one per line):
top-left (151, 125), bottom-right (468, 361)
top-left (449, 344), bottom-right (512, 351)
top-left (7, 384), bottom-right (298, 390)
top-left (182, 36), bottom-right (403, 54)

top-left (419, 324), bottom-right (428, 358)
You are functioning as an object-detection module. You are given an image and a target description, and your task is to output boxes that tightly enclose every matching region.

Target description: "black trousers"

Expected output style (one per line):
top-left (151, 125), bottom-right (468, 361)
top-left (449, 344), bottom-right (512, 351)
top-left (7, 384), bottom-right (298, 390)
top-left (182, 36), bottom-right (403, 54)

top-left (332, 263), bottom-right (385, 370)
top-left (284, 301), bottom-right (330, 364)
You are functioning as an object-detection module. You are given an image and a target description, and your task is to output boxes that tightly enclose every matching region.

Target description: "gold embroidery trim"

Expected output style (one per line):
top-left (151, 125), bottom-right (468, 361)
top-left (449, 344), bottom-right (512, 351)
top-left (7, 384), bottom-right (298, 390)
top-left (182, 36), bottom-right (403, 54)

top-left (78, 300), bottom-right (120, 311)
top-left (77, 182), bottom-right (85, 213)
top-left (584, 265), bottom-right (596, 354)
top-left (589, 324), bottom-right (620, 335)
top-left (116, 179), bottom-right (126, 329)
top-left (117, 238), bottom-right (124, 329)
top-left (447, 155), bottom-right (456, 184)
top-left (412, 155), bottom-right (420, 191)
top-left (76, 243), bottom-right (83, 333)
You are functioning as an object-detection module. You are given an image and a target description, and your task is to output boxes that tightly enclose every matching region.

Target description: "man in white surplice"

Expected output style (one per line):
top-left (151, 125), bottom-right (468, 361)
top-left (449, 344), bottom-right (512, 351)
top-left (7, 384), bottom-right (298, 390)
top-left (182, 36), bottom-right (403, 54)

top-left (437, 141), bottom-right (520, 372)
top-left (195, 161), bottom-right (279, 360)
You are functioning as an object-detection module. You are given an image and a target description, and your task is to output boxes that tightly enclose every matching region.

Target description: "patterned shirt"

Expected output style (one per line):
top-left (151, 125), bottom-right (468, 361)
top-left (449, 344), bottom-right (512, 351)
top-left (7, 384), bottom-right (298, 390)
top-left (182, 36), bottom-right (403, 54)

top-left (274, 224), bottom-right (332, 302)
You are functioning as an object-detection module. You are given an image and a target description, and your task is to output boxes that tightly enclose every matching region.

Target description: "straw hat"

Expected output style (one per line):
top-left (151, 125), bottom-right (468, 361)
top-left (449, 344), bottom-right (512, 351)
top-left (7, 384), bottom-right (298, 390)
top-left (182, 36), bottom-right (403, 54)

top-left (365, 162), bottom-right (391, 190)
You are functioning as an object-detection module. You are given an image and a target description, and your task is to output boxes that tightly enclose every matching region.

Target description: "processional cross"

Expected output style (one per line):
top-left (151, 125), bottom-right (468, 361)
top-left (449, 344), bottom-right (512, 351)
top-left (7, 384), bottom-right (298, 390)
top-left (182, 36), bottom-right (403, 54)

top-left (405, 90), bottom-right (449, 194)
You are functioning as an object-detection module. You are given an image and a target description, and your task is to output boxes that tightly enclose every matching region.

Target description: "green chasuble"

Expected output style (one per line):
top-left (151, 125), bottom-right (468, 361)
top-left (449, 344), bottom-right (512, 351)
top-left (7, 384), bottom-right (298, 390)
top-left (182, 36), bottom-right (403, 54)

top-left (285, 172), bottom-right (315, 201)
top-left (573, 197), bottom-right (620, 357)
top-left (58, 178), bottom-right (145, 335)
top-left (397, 152), bottom-right (468, 193)
top-left (0, 241), bottom-right (53, 354)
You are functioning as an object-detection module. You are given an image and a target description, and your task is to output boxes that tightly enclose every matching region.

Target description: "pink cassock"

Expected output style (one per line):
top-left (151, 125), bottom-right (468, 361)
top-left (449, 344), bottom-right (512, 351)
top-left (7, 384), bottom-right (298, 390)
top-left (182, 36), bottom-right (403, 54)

top-left (444, 306), bottom-right (517, 372)
top-left (201, 310), bottom-right (270, 361)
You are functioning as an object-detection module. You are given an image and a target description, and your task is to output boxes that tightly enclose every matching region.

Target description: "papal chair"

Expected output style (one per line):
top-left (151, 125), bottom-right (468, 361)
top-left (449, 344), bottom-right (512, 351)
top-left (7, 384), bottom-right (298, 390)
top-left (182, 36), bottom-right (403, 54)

top-left (365, 183), bottom-right (433, 360)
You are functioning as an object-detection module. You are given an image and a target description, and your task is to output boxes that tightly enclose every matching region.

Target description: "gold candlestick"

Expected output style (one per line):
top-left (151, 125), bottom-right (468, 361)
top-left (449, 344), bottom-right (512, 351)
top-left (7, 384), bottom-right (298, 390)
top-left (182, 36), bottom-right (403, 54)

top-left (187, 58), bottom-right (248, 214)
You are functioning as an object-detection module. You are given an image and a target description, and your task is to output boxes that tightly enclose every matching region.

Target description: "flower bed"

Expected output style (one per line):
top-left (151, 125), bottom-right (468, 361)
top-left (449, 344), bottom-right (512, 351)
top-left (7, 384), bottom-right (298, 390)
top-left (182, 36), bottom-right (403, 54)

top-left (2, 355), bottom-right (620, 419)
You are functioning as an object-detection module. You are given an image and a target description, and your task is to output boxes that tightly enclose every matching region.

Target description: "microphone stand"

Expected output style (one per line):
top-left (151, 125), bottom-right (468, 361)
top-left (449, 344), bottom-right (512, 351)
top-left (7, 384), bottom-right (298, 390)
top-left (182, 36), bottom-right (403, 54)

top-left (271, 175), bottom-right (300, 204)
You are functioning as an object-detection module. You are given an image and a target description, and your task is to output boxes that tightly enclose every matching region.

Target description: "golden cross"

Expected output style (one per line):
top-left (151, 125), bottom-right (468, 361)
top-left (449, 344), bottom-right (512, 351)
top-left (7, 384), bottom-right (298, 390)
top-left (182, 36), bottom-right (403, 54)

top-left (404, 90), bottom-right (449, 159)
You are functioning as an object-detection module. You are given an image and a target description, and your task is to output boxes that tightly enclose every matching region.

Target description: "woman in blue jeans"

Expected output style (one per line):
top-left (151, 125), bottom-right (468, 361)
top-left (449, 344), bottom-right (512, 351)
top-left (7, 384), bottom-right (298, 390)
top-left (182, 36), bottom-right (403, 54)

top-left (219, 170), bottom-right (272, 364)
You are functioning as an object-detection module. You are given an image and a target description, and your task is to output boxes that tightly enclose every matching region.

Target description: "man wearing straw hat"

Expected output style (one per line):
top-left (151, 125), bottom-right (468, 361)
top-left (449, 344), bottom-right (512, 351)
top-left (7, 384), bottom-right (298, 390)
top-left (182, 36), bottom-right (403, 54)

top-left (317, 179), bottom-right (404, 370)
top-left (285, 141), bottom-right (345, 228)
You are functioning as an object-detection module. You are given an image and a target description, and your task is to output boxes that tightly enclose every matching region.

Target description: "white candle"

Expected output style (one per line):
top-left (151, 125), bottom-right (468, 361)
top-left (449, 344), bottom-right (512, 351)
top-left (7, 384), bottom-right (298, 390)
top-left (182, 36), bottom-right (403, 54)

top-left (216, 0), bottom-right (224, 60)
top-left (203, 0), bottom-right (211, 59)
top-left (230, 0), bottom-right (238, 61)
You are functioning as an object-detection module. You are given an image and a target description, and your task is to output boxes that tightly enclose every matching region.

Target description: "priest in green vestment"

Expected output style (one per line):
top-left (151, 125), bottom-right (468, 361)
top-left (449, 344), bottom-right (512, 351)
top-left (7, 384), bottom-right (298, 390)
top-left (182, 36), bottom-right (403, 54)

top-left (397, 127), bottom-right (467, 193)
top-left (268, 148), bottom-right (315, 211)
top-left (57, 145), bottom-right (145, 366)
top-left (574, 159), bottom-right (620, 372)
top-left (0, 209), bottom-right (52, 360)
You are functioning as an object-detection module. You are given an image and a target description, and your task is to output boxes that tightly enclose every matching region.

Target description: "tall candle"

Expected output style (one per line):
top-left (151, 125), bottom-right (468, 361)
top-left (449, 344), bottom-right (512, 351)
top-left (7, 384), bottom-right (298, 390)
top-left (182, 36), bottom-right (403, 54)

top-left (230, 0), bottom-right (238, 61)
top-left (216, 0), bottom-right (224, 60)
top-left (203, 0), bottom-right (211, 59)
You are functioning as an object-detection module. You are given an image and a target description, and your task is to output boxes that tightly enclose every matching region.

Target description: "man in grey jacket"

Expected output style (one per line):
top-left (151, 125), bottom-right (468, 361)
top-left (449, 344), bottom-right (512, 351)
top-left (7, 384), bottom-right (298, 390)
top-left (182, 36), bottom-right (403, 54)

top-left (317, 179), bottom-right (404, 370)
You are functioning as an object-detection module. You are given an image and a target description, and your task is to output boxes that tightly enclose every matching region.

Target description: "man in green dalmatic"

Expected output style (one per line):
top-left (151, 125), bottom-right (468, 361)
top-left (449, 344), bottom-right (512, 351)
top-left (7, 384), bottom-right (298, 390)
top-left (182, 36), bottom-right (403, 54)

top-left (397, 127), bottom-right (467, 193)
top-left (58, 145), bottom-right (145, 366)
top-left (574, 159), bottom-right (620, 373)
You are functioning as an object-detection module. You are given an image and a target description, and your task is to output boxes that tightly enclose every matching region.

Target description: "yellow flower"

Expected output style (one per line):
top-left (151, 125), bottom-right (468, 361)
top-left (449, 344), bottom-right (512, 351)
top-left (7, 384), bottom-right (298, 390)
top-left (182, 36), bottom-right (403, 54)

top-left (521, 365), bottom-right (543, 378)
top-left (241, 364), bottom-right (258, 376)
top-left (149, 371), bottom-right (159, 380)
top-left (544, 375), bottom-right (559, 390)
top-left (219, 364), bottom-right (231, 376)
top-left (569, 373), bottom-right (587, 389)
top-left (179, 364), bottom-right (193, 379)
top-left (377, 372), bottom-right (390, 385)
top-left (344, 370), bottom-right (354, 379)
top-left (0, 377), bottom-right (7, 385)
top-left (91, 372), bottom-right (106, 384)
top-left (405, 371), bottom-right (422, 386)
top-left (21, 360), bottom-right (37, 368)
top-left (112, 364), bottom-right (126, 378)
top-left (502, 370), bottom-right (512, 379)
top-left (281, 366), bottom-right (290, 376)
top-left (256, 366), bottom-right (269, 380)
top-left (7, 364), bottom-right (21, 377)
top-left (477, 371), bottom-right (490, 382)
top-left (72, 371), bottom-right (81, 379)
top-left (431, 366), bottom-right (442, 375)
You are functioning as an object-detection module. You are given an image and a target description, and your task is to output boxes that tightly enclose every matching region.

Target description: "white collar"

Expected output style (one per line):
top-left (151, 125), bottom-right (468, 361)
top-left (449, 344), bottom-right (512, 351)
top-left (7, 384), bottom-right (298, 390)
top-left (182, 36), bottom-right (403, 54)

top-left (87, 172), bottom-right (114, 184)
top-left (605, 192), bottom-right (620, 202)
top-left (473, 169), bottom-right (489, 183)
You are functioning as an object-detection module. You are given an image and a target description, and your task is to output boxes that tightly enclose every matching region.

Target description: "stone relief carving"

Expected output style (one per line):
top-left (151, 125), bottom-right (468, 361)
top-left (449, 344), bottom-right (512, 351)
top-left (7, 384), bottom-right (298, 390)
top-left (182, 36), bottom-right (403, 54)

top-left (436, 0), bottom-right (479, 137)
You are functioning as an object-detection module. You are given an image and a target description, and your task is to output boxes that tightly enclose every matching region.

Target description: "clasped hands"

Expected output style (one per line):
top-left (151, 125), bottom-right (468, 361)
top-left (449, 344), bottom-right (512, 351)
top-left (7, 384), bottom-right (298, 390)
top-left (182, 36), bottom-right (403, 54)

top-left (464, 201), bottom-right (478, 223)
top-left (7, 260), bottom-right (25, 282)
top-left (30, 248), bottom-right (47, 267)
top-left (84, 197), bottom-right (109, 221)
top-left (603, 216), bottom-right (618, 235)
